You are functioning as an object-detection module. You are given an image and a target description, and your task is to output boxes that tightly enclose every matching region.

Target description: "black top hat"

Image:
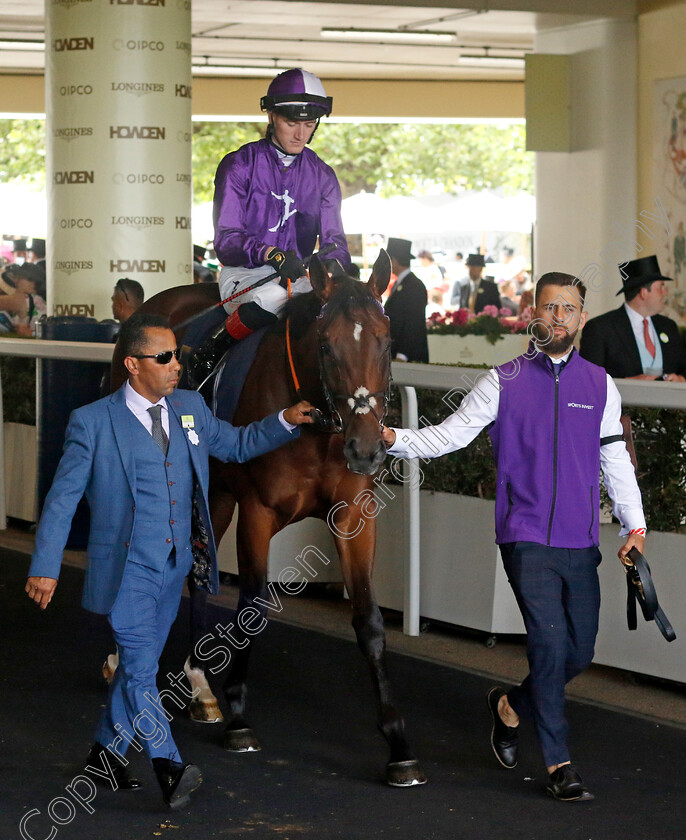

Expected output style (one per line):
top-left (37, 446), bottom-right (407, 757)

top-left (193, 244), bottom-right (207, 262)
top-left (616, 255), bottom-right (672, 296)
top-left (465, 253), bottom-right (486, 267)
top-left (385, 237), bottom-right (414, 265)
top-left (27, 237), bottom-right (45, 256)
top-left (11, 238), bottom-right (27, 252)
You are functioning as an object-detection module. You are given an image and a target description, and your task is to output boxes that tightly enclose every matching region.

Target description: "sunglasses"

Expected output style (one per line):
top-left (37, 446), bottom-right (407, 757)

top-left (132, 348), bottom-right (181, 365)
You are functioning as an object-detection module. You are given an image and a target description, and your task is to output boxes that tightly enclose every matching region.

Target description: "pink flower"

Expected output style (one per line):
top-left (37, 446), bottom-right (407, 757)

top-left (481, 305), bottom-right (500, 318)
top-left (499, 307), bottom-right (512, 317)
top-left (520, 305), bottom-right (533, 323)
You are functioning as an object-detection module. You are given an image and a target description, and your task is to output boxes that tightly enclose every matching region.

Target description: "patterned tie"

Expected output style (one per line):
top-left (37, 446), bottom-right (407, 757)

top-left (643, 318), bottom-right (656, 359)
top-left (147, 405), bottom-right (169, 455)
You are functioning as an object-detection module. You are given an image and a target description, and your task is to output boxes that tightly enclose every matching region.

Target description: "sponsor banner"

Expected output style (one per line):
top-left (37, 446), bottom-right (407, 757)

top-left (46, 0), bottom-right (192, 319)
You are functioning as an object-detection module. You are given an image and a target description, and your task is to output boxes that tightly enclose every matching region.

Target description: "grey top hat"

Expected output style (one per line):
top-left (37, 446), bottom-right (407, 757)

top-left (465, 253), bottom-right (486, 267)
top-left (385, 237), bottom-right (415, 266)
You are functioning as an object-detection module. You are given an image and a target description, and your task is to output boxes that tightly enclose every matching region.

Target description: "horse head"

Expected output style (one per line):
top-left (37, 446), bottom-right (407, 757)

top-left (309, 251), bottom-right (392, 476)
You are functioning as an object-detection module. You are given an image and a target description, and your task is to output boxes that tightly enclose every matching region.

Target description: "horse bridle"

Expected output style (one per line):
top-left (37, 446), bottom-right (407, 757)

top-left (287, 296), bottom-right (392, 435)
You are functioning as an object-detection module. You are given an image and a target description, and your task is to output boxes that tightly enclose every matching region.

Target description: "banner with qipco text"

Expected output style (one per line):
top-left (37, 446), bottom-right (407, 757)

top-left (46, 0), bottom-right (193, 320)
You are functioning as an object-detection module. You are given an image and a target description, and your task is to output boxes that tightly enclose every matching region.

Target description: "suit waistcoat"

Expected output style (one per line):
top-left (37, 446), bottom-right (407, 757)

top-left (125, 409), bottom-right (194, 569)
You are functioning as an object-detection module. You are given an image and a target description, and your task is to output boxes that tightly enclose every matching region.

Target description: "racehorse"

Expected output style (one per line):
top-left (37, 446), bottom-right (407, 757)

top-left (111, 252), bottom-right (426, 787)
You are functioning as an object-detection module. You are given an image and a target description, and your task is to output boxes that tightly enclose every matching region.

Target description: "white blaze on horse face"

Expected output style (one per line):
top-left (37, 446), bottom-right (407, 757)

top-left (353, 322), bottom-right (363, 342)
top-left (348, 385), bottom-right (377, 415)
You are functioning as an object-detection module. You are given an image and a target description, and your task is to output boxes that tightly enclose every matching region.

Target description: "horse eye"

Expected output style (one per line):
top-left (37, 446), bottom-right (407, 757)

top-left (319, 343), bottom-right (332, 356)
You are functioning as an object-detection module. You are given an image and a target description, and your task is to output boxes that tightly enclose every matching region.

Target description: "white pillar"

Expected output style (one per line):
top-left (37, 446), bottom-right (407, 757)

top-left (45, 0), bottom-right (193, 320)
top-left (534, 18), bottom-right (638, 317)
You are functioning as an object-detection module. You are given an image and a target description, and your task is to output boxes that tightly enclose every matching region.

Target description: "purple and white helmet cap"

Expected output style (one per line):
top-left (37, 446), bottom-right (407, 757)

top-left (261, 68), bottom-right (333, 120)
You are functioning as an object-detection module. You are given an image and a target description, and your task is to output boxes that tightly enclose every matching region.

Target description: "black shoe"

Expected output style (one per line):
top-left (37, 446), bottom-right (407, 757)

top-left (546, 764), bottom-right (594, 802)
top-left (153, 758), bottom-right (202, 809)
top-left (487, 687), bottom-right (519, 769)
top-left (187, 329), bottom-right (234, 389)
top-left (85, 742), bottom-right (142, 790)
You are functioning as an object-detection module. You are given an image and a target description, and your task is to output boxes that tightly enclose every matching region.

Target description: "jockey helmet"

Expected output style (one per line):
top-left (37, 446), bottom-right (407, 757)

top-left (261, 68), bottom-right (333, 120)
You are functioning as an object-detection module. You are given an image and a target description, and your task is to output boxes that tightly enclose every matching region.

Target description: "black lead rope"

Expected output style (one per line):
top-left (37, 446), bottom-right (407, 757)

top-left (625, 547), bottom-right (676, 642)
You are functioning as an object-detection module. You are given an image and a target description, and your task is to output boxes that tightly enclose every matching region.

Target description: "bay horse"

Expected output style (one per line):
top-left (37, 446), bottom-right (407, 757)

top-left (112, 252), bottom-right (426, 787)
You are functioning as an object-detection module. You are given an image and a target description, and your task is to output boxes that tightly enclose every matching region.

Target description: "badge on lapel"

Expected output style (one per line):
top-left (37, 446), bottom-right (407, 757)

top-left (660, 332), bottom-right (669, 343)
top-left (181, 415), bottom-right (199, 446)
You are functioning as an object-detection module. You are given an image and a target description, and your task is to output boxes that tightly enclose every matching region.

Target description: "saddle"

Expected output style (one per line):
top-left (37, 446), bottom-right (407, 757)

top-left (625, 547), bottom-right (676, 643)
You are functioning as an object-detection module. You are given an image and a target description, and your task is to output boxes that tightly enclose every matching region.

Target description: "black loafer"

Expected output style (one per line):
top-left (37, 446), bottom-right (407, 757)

top-left (85, 742), bottom-right (142, 790)
top-left (153, 759), bottom-right (202, 809)
top-left (487, 687), bottom-right (518, 769)
top-left (546, 764), bottom-right (594, 802)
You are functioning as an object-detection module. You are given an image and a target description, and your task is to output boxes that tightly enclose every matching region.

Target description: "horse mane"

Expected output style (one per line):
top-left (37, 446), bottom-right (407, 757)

top-left (272, 276), bottom-right (380, 341)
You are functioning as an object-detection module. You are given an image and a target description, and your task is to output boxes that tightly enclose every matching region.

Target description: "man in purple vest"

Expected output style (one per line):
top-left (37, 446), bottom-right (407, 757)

top-left (382, 272), bottom-right (646, 801)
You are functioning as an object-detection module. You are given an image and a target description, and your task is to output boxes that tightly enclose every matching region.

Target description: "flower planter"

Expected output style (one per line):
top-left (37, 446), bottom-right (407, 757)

top-left (428, 333), bottom-right (528, 366)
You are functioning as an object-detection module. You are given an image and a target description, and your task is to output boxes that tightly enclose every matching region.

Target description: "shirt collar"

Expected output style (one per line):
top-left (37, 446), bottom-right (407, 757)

top-left (624, 301), bottom-right (650, 329)
top-left (124, 380), bottom-right (167, 416)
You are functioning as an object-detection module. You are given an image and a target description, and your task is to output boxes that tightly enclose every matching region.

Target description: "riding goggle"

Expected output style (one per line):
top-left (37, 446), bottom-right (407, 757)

top-left (132, 348), bottom-right (181, 365)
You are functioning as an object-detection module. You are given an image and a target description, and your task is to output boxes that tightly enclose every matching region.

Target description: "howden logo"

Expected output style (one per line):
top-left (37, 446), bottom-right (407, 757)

top-left (53, 171), bottom-right (94, 185)
top-left (53, 37), bottom-right (94, 51)
top-left (110, 126), bottom-right (166, 140)
top-left (110, 259), bottom-right (166, 273)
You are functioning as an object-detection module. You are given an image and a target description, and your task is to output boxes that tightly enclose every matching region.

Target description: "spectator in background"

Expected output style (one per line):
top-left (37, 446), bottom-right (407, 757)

top-left (193, 244), bottom-right (208, 264)
top-left (27, 237), bottom-right (46, 273)
top-left (0, 262), bottom-right (46, 335)
top-left (499, 279), bottom-right (520, 315)
top-left (193, 263), bottom-right (217, 284)
top-left (111, 278), bottom-right (145, 324)
top-left (451, 253), bottom-right (500, 313)
top-left (384, 237), bottom-right (428, 363)
top-left (417, 250), bottom-right (445, 288)
top-left (11, 238), bottom-right (27, 265)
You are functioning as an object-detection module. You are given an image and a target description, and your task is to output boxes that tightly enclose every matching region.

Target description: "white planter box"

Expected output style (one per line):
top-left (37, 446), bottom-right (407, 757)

top-left (3, 422), bottom-right (37, 522)
top-left (428, 333), bottom-right (527, 366)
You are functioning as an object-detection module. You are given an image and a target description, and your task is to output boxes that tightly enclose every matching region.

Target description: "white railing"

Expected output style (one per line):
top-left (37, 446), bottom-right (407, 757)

top-left (1, 338), bottom-right (685, 636)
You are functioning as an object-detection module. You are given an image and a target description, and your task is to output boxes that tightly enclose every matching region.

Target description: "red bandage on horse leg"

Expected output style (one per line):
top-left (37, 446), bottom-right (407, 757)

top-left (225, 309), bottom-right (254, 341)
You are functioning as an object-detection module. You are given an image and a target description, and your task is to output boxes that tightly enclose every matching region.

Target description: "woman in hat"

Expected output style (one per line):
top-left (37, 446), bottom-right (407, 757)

top-left (188, 68), bottom-right (350, 387)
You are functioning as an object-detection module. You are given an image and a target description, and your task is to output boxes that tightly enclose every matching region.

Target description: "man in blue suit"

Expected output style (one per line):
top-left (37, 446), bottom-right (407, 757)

top-left (25, 313), bottom-right (313, 809)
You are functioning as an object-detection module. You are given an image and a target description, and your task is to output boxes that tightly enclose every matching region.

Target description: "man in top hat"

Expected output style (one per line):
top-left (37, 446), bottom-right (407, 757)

top-left (27, 237), bottom-right (46, 272)
top-left (579, 255), bottom-right (686, 381)
top-left (450, 253), bottom-right (500, 313)
top-left (11, 238), bottom-right (27, 265)
top-left (384, 237), bottom-right (428, 364)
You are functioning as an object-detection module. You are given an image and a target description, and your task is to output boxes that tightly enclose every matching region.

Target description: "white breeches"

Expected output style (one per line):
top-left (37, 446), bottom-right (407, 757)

top-left (218, 265), bottom-right (312, 315)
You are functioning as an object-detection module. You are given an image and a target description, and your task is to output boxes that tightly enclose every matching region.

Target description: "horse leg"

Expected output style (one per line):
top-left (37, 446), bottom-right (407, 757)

top-left (184, 489), bottom-right (236, 723)
top-left (333, 525), bottom-right (426, 787)
top-left (221, 504), bottom-right (277, 753)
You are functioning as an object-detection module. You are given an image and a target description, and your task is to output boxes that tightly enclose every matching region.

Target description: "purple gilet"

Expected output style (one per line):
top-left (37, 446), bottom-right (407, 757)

top-left (213, 138), bottom-right (350, 269)
top-left (489, 348), bottom-right (607, 549)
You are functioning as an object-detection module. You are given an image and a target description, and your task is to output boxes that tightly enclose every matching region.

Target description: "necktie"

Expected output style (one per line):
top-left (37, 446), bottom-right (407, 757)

top-left (147, 405), bottom-right (169, 455)
top-left (643, 318), bottom-right (656, 359)
top-left (468, 282), bottom-right (478, 312)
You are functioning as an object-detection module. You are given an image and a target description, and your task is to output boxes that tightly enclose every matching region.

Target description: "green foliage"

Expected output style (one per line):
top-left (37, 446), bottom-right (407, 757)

top-left (427, 311), bottom-right (529, 344)
top-left (0, 119), bottom-right (46, 188)
top-left (0, 355), bottom-right (36, 425)
top-left (191, 121), bottom-right (265, 203)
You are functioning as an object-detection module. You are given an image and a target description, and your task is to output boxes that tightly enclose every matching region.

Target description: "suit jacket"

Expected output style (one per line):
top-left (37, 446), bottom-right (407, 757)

top-left (579, 305), bottom-right (686, 378)
top-left (460, 277), bottom-right (501, 313)
top-left (384, 270), bottom-right (429, 363)
top-left (29, 385), bottom-right (297, 614)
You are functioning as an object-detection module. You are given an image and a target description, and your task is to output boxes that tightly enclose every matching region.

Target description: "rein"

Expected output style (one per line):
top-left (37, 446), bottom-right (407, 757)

top-left (285, 292), bottom-right (392, 434)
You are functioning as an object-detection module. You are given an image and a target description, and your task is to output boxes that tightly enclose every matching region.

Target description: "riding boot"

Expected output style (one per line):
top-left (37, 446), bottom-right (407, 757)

top-left (187, 324), bottom-right (236, 388)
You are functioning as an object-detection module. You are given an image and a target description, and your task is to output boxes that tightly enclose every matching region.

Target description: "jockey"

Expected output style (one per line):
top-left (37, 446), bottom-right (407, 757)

top-left (188, 68), bottom-right (350, 387)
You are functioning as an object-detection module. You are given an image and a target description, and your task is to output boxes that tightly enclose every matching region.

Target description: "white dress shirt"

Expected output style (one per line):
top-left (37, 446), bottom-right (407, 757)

top-left (388, 349), bottom-right (646, 536)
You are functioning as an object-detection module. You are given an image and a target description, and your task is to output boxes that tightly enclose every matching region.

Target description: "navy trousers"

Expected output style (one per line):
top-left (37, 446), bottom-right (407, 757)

top-left (94, 548), bottom-right (191, 764)
top-left (500, 541), bottom-right (601, 767)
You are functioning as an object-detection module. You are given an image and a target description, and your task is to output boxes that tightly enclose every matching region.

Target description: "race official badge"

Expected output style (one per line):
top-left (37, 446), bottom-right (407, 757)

top-left (181, 415), bottom-right (199, 445)
top-left (187, 430), bottom-right (199, 446)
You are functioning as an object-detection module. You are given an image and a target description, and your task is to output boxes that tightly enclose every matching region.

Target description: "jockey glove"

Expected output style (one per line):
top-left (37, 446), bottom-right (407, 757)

top-left (265, 248), bottom-right (305, 287)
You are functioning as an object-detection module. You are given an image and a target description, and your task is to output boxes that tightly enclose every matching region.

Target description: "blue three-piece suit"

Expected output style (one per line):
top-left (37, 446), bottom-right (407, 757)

top-left (29, 384), bottom-right (297, 763)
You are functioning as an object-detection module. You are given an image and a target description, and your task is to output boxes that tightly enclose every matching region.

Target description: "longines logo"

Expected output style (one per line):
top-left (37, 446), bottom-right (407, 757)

top-left (52, 0), bottom-right (92, 9)
top-left (175, 216), bottom-right (191, 229)
top-left (110, 0), bottom-right (165, 5)
top-left (113, 172), bottom-right (165, 184)
top-left (59, 218), bottom-right (93, 229)
top-left (53, 171), bottom-right (94, 184)
top-left (113, 39), bottom-right (164, 51)
top-left (177, 262), bottom-right (192, 274)
top-left (54, 261), bottom-right (94, 275)
top-left (53, 37), bottom-right (94, 51)
top-left (175, 84), bottom-right (191, 98)
top-left (59, 84), bottom-right (93, 96)
top-left (110, 125), bottom-right (166, 140)
top-left (110, 259), bottom-right (166, 273)
top-left (111, 216), bottom-right (165, 230)
top-left (176, 41), bottom-right (191, 53)
top-left (176, 173), bottom-right (191, 183)
top-left (111, 82), bottom-right (164, 96)
top-left (176, 130), bottom-right (191, 143)
top-left (53, 127), bottom-right (93, 141)
top-left (54, 304), bottom-right (95, 317)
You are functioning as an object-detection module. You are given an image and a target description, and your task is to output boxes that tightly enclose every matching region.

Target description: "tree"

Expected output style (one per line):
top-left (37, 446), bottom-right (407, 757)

top-left (0, 119), bottom-right (46, 188)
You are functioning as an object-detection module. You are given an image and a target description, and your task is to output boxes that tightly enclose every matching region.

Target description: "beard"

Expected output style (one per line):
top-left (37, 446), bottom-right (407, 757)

top-left (532, 321), bottom-right (578, 355)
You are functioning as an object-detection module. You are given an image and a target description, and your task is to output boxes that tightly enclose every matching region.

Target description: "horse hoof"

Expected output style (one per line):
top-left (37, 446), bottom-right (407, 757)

top-left (188, 698), bottom-right (224, 724)
top-left (223, 727), bottom-right (261, 752)
top-left (101, 653), bottom-right (118, 685)
top-left (386, 760), bottom-right (427, 787)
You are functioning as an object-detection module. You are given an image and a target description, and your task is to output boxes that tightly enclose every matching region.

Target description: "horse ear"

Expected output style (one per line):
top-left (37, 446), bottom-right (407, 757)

top-left (309, 254), bottom-right (336, 301)
top-left (367, 249), bottom-right (391, 299)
